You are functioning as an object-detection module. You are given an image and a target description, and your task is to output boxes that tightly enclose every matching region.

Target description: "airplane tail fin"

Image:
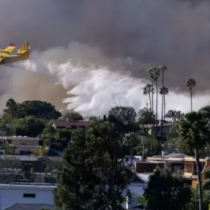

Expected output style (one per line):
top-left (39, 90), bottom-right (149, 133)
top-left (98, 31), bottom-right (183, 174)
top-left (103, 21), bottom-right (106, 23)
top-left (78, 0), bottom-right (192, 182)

top-left (17, 42), bottom-right (30, 54)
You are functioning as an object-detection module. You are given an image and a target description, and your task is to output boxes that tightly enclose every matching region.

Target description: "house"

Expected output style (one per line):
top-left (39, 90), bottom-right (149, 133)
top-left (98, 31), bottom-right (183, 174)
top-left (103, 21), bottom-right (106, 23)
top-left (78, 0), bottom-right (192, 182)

top-left (135, 153), bottom-right (210, 188)
top-left (52, 120), bottom-right (89, 129)
top-left (3, 204), bottom-right (55, 210)
top-left (0, 155), bottom-right (61, 183)
top-left (144, 121), bottom-right (174, 136)
top-left (0, 136), bottom-right (43, 155)
top-left (0, 183), bottom-right (56, 209)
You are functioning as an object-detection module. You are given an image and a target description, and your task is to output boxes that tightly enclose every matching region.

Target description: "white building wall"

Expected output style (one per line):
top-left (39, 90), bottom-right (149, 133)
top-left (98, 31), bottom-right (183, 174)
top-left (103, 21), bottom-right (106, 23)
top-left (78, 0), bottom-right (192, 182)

top-left (0, 183), bottom-right (145, 210)
top-left (126, 183), bottom-right (145, 196)
top-left (0, 184), bottom-right (56, 209)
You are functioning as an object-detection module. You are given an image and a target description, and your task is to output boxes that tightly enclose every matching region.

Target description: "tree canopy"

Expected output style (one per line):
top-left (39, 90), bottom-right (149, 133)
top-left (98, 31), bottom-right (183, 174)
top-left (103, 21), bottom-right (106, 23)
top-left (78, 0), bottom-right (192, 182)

top-left (62, 112), bottom-right (83, 121)
top-left (144, 167), bottom-right (191, 210)
top-left (54, 119), bottom-right (133, 210)
top-left (12, 116), bottom-right (46, 137)
top-left (3, 99), bottom-right (61, 120)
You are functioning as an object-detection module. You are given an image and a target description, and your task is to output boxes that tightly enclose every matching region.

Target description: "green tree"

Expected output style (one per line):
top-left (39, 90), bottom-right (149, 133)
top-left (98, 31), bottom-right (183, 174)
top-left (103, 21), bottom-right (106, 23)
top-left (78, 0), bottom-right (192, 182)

top-left (108, 106), bottom-right (137, 125)
top-left (178, 111), bottom-right (210, 210)
top-left (42, 128), bottom-right (71, 152)
top-left (108, 106), bottom-right (138, 134)
top-left (17, 100), bottom-right (61, 119)
top-left (55, 119), bottom-right (133, 210)
top-left (3, 98), bottom-right (18, 118)
top-left (138, 107), bottom-right (156, 125)
top-left (187, 189), bottom-right (210, 210)
top-left (54, 129), bottom-right (89, 210)
top-left (143, 84), bottom-right (154, 110)
top-left (159, 86), bottom-right (169, 121)
top-left (12, 116), bottom-right (46, 137)
top-left (158, 65), bottom-right (167, 119)
top-left (123, 132), bottom-right (139, 165)
top-left (63, 112), bottom-right (83, 121)
top-left (85, 119), bottom-right (133, 210)
top-left (187, 78), bottom-right (196, 112)
top-left (3, 145), bottom-right (16, 155)
top-left (136, 135), bottom-right (160, 157)
top-left (165, 110), bottom-right (183, 122)
top-left (203, 168), bottom-right (210, 191)
top-left (144, 167), bottom-right (191, 210)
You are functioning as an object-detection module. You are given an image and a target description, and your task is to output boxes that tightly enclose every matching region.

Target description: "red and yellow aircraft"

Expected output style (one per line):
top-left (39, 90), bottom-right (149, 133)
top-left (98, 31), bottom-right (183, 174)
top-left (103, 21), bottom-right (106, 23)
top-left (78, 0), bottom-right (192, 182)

top-left (0, 42), bottom-right (30, 64)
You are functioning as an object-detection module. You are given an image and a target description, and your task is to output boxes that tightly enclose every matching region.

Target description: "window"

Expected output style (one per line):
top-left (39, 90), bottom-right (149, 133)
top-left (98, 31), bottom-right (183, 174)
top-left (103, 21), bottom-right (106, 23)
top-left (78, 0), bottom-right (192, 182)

top-left (185, 163), bottom-right (192, 173)
top-left (23, 193), bottom-right (36, 198)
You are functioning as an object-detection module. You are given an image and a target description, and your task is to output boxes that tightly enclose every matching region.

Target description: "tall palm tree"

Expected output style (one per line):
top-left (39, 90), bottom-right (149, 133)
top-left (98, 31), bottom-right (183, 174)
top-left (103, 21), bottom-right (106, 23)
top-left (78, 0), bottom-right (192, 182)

top-left (143, 84), bottom-right (154, 109)
top-left (160, 86), bottom-right (169, 119)
top-left (148, 67), bottom-right (161, 128)
top-left (179, 111), bottom-right (210, 210)
top-left (158, 65), bottom-right (168, 120)
top-left (159, 86), bottom-right (168, 143)
top-left (148, 68), bottom-right (155, 113)
top-left (187, 78), bottom-right (196, 112)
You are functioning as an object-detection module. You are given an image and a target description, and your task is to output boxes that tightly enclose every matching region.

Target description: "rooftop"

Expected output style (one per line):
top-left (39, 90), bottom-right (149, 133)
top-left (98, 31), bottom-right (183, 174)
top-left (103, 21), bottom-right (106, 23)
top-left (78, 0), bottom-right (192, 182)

top-left (0, 136), bottom-right (41, 141)
top-left (0, 183), bottom-right (57, 189)
top-left (0, 155), bottom-right (61, 161)
top-left (4, 204), bottom-right (55, 210)
top-left (147, 153), bottom-right (207, 162)
top-left (53, 120), bottom-right (89, 127)
top-left (144, 122), bottom-right (173, 128)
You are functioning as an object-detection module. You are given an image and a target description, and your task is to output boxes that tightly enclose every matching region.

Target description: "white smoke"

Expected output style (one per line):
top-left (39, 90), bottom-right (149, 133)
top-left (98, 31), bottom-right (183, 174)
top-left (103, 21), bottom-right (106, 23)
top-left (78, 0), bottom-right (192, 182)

top-left (14, 42), bottom-right (210, 117)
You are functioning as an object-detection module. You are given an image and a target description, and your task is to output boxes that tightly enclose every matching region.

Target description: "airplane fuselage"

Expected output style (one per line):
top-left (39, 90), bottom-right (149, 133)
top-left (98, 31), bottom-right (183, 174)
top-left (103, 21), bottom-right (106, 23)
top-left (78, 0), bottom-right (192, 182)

top-left (0, 54), bottom-right (29, 64)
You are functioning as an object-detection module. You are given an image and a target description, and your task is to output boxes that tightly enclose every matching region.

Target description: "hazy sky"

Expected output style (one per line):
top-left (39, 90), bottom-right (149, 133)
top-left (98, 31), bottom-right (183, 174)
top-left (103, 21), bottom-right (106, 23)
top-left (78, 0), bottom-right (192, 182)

top-left (0, 0), bottom-right (210, 111)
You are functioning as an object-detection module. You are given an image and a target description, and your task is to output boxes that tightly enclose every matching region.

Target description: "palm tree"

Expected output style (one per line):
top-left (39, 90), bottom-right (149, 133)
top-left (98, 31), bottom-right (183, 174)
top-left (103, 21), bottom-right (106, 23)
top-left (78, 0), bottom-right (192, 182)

top-left (179, 111), bottom-right (210, 210)
top-left (143, 84), bottom-right (154, 109)
top-left (148, 67), bottom-right (161, 128)
top-left (158, 65), bottom-right (167, 116)
top-left (123, 132), bottom-right (139, 166)
top-left (187, 78), bottom-right (196, 112)
top-left (159, 86), bottom-right (169, 120)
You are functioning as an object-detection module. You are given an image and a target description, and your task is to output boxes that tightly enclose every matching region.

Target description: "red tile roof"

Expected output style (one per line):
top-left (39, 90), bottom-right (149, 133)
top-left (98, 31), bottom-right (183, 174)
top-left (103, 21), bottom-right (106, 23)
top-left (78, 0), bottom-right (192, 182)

top-left (53, 120), bottom-right (90, 128)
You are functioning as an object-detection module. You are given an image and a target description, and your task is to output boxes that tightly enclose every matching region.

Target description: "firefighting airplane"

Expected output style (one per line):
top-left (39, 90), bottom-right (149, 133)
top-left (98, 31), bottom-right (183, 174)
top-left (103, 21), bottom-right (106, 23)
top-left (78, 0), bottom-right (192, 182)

top-left (0, 41), bottom-right (30, 64)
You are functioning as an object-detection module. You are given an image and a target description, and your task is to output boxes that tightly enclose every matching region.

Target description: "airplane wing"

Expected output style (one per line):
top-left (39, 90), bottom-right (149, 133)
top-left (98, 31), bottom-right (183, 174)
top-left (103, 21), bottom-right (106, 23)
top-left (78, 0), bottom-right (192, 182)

top-left (0, 44), bottom-right (16, 54)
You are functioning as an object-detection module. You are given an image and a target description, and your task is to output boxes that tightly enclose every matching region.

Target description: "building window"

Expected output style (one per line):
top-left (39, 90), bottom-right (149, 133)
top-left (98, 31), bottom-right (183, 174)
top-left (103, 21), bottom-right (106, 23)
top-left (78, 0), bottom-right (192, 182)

top-left (23, 193), bottom-right (36, 198)
top-left (185, 163), bottom-right (192, 173)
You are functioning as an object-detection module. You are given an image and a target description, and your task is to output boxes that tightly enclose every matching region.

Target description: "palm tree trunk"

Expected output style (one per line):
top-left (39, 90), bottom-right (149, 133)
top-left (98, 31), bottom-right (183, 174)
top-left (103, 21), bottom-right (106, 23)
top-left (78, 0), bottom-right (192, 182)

top-left (151, 81), bottom-right (154, 113)
top-left (195, 147), bottom-right (203, 210)
top-left (148, 93), bottom-right (152, 110)
top-left (161, 71), bottom-right (164, 139)
top-left (190, 89), bottom-right (193, 112)
top-left (155, 80), bottom-right (158, 134)
top-left (164, 95), bottom-right (166, 120)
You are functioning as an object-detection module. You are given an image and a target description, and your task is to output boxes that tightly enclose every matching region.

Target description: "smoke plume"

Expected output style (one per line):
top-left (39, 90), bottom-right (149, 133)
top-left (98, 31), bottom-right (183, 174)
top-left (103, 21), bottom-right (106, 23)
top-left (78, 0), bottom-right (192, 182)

top-left (0, 0), bottom-right (210, 116)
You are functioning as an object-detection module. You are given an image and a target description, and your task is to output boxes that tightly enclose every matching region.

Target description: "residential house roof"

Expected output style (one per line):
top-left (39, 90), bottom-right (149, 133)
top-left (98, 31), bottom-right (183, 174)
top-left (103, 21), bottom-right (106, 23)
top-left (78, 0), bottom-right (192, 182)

top-left (52, 120), bottom-right (90, 128)
top-left (0, 155), bottom-right (61, 162)
top-left (144, 122), bottom-right (173, 128)
top-left (3, 204), bottom-right (55, 210)
top-left (147, 153), bottom-right (207, 162)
